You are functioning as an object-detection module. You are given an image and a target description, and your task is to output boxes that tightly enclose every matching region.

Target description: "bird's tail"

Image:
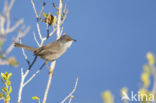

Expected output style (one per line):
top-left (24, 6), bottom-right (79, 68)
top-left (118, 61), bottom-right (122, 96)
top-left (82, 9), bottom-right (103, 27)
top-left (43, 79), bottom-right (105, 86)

top-left (14, 43), bottom-right (37, 52)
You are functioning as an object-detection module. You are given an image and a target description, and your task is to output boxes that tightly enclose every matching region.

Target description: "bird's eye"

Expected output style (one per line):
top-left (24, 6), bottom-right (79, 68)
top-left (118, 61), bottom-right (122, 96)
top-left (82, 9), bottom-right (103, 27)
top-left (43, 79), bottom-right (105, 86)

top-left (66, 38), bottom-right (72, 41)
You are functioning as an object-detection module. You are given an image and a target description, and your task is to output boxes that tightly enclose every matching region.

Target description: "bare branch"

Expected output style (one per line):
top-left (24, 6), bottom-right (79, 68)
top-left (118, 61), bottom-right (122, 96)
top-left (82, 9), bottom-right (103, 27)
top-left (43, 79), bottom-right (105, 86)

top-left (20, 40), bottom-right (30, 66)
top-left (38, 2), bottom-right (46, 19)
top-left (17, 68), bottom-right (28, 103)
top-left (30, 0), bottom-right (38, 17)
top-left (33, 32), bottom-right (40, 47)
top-left (3, 26), bottom-right (30, 57)
top-left (0, 59), bottom-right (9, 65)
top-left (68, 96), bottom-right (74, 103)
top-left (61, 2), bottom-right (68, 24)
top-left (7, 19), bottom-right (24, 33)
top-left (8, 0), bottom-right (15, 11)
top-left (61, 78), bottom-right (79, 103)
top-left (49, 27), bottom-right (57, 37)
top-left (23, 69), bottom-right (40, 87)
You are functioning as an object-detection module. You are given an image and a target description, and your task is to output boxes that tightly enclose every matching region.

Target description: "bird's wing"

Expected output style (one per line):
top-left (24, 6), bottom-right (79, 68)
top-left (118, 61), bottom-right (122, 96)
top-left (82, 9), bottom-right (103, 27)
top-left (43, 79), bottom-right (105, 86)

top-left (34, 41), bottom-right (61, 56)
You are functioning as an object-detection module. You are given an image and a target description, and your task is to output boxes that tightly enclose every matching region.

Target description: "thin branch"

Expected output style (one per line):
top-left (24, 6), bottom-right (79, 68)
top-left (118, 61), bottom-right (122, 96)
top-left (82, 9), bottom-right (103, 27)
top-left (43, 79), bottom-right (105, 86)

top-left (7, 19), bottom-right (24, 33)
top-left (30, 0), bottom-right (38, 17)
top-left (36, 23), bottom-right (46, 46)
top-left (0, 59), bottom-right (9, 65)
top-left (8, 0), bottom-right (15, 11)
top-left (20, 40), bottom-right (30, 66)
top-left (33, 32), bottom-right (40, 47)
top-left (68, 96), bottom-right (74, 103)
top-left (49, 27), bottom-right (57, 37)
top-left (61, 78), bottom-right (79, 103)
top-left (23, 62), bottom-right (46, 87)
top-left (17, 68), bottom-right (28, 103)
top-left (38, 2), bottom-right (46, 19)
top-left (3, 26), bottom-right (30, 57)
top-left (61, 2), bottom-right (68, 24)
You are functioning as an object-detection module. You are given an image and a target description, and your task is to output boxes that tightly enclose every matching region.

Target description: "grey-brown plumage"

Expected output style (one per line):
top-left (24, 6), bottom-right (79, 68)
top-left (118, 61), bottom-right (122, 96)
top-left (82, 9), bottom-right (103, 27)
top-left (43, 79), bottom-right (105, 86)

top-left (15, 35), bottom-right (76, 61)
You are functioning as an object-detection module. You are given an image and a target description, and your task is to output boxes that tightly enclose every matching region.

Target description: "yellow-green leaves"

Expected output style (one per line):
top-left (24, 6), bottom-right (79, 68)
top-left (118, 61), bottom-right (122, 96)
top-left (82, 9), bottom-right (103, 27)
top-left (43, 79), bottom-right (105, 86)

top-left (0, 72), bottom-right (12, 103)
top-left (0, 92), bottom-right (5, 99)
top-left (146, 52), bottom-right (155, 66)
top-left (102, 91), bottom-right (114, 103)
top-left (32, 96), bottom-right (40, 103)
top-left (141, 52), bottom-right (156, 88)
top-left (42, 12), bottom-right (47, 18)
top-left (32, 96), bottom-right (40, 100)
top-left (42, 12), bottom-right (57, 26)
top-left (141, 72), bottom-right (150, 88)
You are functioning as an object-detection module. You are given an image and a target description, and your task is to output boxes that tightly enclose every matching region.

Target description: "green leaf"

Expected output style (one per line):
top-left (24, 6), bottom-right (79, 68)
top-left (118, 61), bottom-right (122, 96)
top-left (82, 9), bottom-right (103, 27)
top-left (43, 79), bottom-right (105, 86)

top-left (1, 78), bottom-right (5, 84)
top-left (2, 87), bottom-right (7, 93)
top-left (56, 11), bottom-right (59, 15)
top-left (0, 92), bottom-right (5, 99)
top-left (42, 12), bottom-right (47, 18)
top-left (5, 72), bottom-right (8, 77)
top-left (5, 95), bottom-right (10, 101)
top-left (7, 73), bottom-right (12, 79)
top-left (8, 86), bottom-right (12, 94)
top-left (6, 80), bottom-right (11, 86)
top-left (1, 73), bottom-right (6, 80)
top-left (32, 96), bottom-right (40, 101)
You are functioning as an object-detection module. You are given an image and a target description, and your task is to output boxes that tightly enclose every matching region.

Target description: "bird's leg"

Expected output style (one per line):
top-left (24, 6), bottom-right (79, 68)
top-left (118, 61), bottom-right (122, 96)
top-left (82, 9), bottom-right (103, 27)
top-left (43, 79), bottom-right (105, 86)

top-left (28, 56), bottom-right (38, 70)
top-left (45, 61), bottom-right (50, 71)
top-left (45, 61), bottom-right (55, 74)
top-left (39, 62), bottom-right (46, 70)
top-left (46, 24), bottom-right (49, 39)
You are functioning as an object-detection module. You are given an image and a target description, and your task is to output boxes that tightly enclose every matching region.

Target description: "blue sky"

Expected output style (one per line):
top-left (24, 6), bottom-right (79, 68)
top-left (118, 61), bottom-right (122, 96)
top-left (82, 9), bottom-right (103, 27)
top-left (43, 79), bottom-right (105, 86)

top-left (1, 0), bottom-right (156, 103)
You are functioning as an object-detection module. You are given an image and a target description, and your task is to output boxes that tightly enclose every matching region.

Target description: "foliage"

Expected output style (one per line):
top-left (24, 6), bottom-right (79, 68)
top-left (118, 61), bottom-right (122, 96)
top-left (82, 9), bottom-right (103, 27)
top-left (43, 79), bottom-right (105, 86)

top-left (32, 96), bottom-right (40, 103)
top-left (0, 72), bottom-right (12, 103)
top-left (102, 52), bottom-right (156, 103)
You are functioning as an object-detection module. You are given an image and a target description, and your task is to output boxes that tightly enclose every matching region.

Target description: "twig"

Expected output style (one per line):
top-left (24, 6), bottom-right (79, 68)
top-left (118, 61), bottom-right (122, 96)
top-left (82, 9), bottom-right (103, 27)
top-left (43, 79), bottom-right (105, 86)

top-left (61, 2), bottom-right (68, 24)
top-left (7, 19), bottom-right (24, 33)
top-left (24, 62), bottom-right (46, 87)
top-left (49, 27), bottom-right (57, 37)
top-left (36, 23), bottom-right (46, 46)
top-left (30, 0), bottom-right (38, 17)
top-left (38, 2), bottom-right (46, 19)
top-left (20, 39), bottom-right (30, 66)
top-left (68, 96), bottom-right (74, 103)
top-left (3, 26), bottom-right (30, 57)
top-left (33, 32), bottom-right (40, 47)
top-left (17, 68), bottom-right (30, 103)
top-left (0, 59), bottom-right (9, 65)
top-left (61, 78), bottom-right (79, 103)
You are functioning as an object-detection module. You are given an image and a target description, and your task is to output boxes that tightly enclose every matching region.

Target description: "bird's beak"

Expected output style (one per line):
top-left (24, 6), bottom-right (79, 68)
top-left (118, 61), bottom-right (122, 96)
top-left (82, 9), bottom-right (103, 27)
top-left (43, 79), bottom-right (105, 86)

top-left (72, 39), bottom-right (77, 42)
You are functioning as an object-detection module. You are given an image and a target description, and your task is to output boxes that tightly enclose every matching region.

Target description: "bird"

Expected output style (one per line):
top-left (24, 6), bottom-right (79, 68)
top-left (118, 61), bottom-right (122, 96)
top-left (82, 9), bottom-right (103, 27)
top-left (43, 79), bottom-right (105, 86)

top-left (15, 34), bottom-right (76, 62)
